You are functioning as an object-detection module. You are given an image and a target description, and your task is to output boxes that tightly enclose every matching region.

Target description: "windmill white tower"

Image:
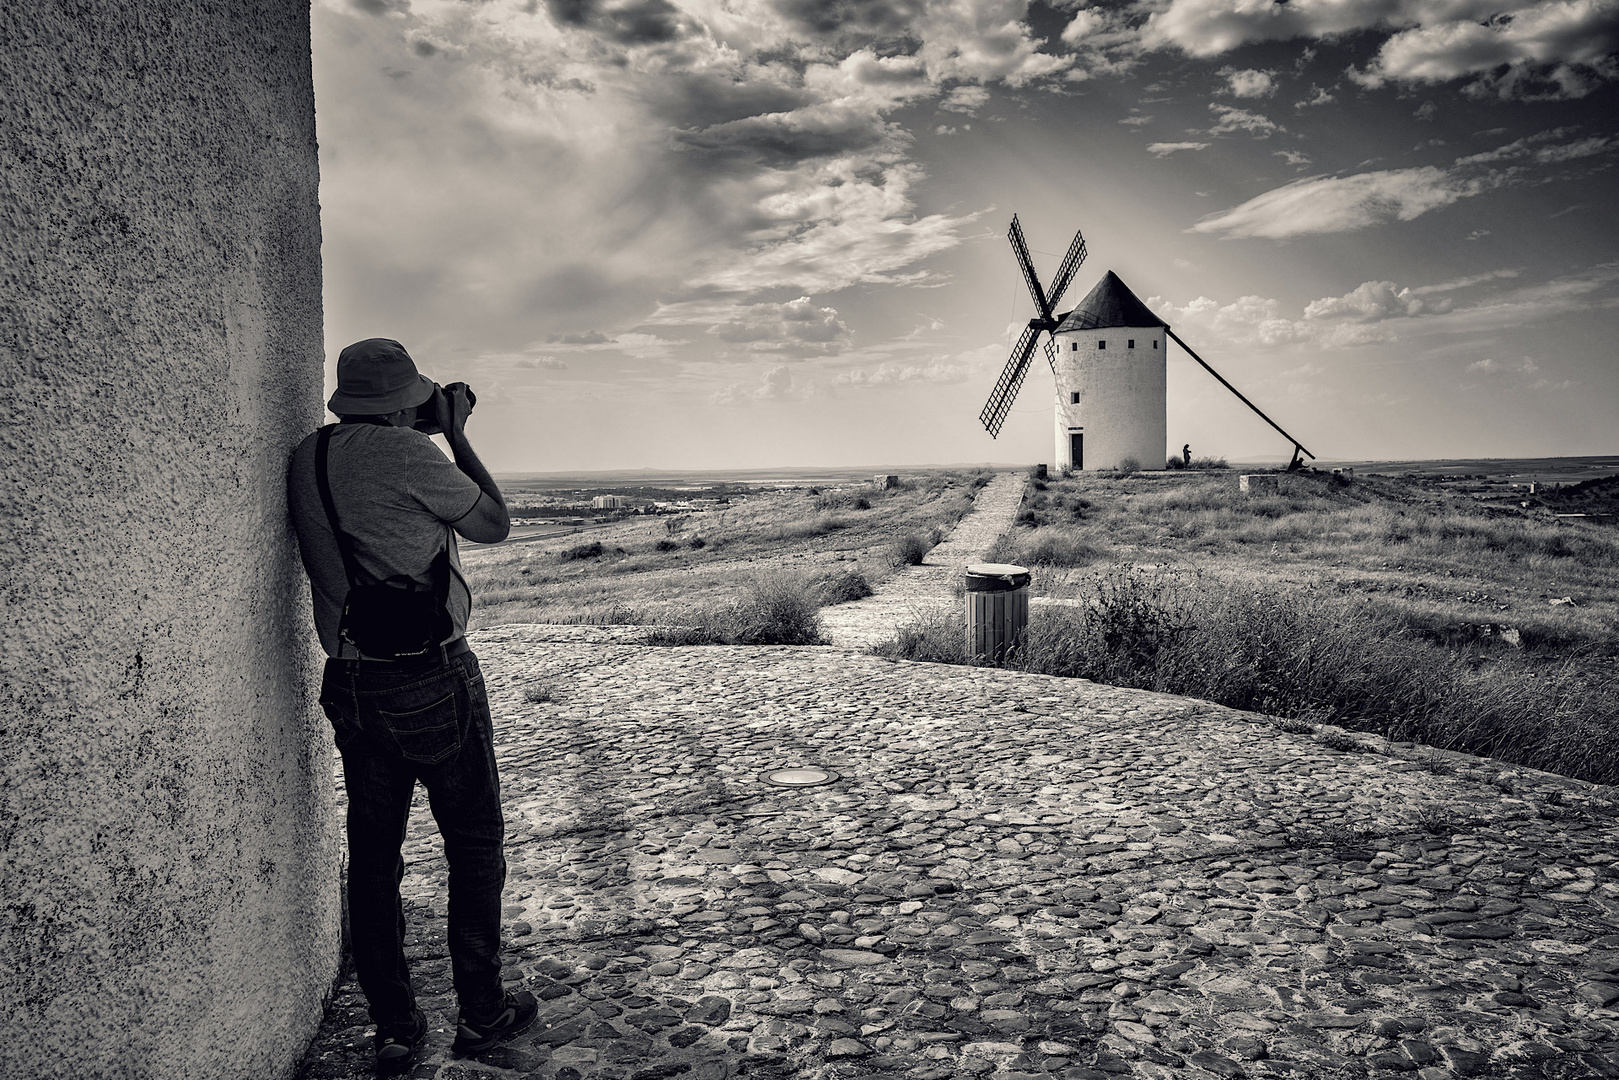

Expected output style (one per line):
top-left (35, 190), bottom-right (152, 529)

top-left (980, 215), bottom-right (1315, 471)
top-left (1050, 271), bottom-right (1166, 471)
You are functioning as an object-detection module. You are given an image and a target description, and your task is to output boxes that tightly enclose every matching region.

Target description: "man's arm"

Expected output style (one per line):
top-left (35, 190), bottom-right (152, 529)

top-left (437, 385), bottom-right (510, 544)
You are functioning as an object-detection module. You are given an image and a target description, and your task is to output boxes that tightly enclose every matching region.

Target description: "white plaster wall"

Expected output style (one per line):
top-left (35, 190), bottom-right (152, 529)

top-left (1052, 329), bottom-right (1166, 470)
top-left (0, 4), bottom-right (339, 1078)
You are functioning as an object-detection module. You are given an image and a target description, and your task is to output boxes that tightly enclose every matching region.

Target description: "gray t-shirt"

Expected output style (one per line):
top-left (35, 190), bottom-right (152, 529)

top-left (287, 423), bottom-right (482, 657)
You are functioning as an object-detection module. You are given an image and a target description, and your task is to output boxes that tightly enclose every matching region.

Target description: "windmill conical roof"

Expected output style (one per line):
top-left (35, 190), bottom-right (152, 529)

top-left (1055, 271), bottom-right (1166, 332)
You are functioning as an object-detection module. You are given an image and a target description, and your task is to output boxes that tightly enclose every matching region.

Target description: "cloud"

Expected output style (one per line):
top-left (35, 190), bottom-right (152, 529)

top-left (1191, 128), bottom-right (1613, 239)
top-left (1295, 84), bottom-right (1336, 107)
top-left (1351, 0), bottom-right (1619, 100)
top-left (1148, 141), bottom-right (1211, 156)
top-left (516, 355), bottom-right (569, 369)
top-left (832, 360), bottom-right (968, 386)
top-left (1152, 266), bottom-right (1616, 356)
top-left (1136, 0), bottom-right (1619, 98)
top-left (938, 85), bottom-right (990, 113)
top-left (1118, 113), bottom-right (1154, 126)
top-left (1208, 104), bottom-right (1283, 137)
top-left (312, 0), bottom-right (1066, 360)
top-left (1273, 148), bottom-right (1312, 166)
top-left (1304, 280), bottom-right (1455, 321)
top-left (1191, 166), bottom-right (1473, 238)
top-left (550, 330), bottom-right (615, 345)
top-left (707, 297), bottom-right (852, 353)
top-left (1414, 100), bottom-right (1438, 120)
top-left (1221, 67), bottom-right (1276, 97)
top-left (711, 363), bottom-right (811, 404)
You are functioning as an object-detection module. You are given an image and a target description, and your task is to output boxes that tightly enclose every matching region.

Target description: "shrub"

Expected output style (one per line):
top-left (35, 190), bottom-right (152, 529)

top-left (819, 568), bottom-right (874, 605)
top-left (689, 535), bottom-right (707, 549)
top-left (873, 564), bottom-right (1619, 785)
top-left (1117, 457), bottom-right (1142, 475)
top-left (1189, 457), bottom-right (1229, 470)
top-left (654, 539), bottom-right (679, 552)
top-left (1165, 456), bottom-right (1187, 470)
top-left (558, 540), bottom-right (605, 561)
top-left (995, 528), bottom-right (1101, 568)
top-left (892, 529), bottom-right (940, 566)
top-left (647, 571), bottom-right (827, 646)
top-left (869, 606), bottom-right (967, 664)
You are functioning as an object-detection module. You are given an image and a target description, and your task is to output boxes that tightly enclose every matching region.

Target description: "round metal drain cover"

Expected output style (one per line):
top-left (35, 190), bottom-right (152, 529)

top-left (761, 767), bottom-right (840, 787)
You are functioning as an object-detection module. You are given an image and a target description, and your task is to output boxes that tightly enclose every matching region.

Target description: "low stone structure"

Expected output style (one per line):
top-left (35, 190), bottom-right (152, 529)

top-left (1, 4), bottom-right (338, 1077)
top-left (1240, 473), bottom-right (1281, 495)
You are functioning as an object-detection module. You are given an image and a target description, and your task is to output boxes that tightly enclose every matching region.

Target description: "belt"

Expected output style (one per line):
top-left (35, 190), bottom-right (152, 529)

top-left (334, 636), bottom-right (472, 665)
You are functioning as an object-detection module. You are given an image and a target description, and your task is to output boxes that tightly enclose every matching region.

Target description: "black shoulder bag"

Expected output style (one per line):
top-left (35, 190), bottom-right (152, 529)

top-left (315, 424), bottom-right (454, 659)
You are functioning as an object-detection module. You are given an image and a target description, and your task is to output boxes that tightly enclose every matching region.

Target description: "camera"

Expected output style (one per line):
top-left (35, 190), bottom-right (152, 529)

top-left (412, 381), bottom-right (477, 435)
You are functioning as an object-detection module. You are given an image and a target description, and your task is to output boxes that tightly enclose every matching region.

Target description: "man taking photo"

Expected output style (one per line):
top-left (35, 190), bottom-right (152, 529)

top-left (287, 338), bottom-right (536, 1072)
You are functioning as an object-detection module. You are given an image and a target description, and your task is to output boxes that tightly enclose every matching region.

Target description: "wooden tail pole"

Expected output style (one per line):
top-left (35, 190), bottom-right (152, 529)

top-left (1166, 328), bottom-right (1314, 465)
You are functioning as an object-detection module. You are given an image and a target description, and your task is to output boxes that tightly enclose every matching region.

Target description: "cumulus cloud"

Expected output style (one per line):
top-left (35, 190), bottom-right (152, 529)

top-left (1208, 105), bottom-right (1283, 137)
top-left (1274, 148), bottom-right (1312, 166)
top-left (312, 0), bottom-right (1069, 361)
top-left (1221, 67), bottom-right (1276, 97)
top-left (1136, 0), bottom-right (1619, 99)
top-left (707, 297), bottom-right (852, 352)
top-left (1151, 266), bottom-right (1615, 355)
top-left (938, 85), bottom-right (990, 113)
top-left (1148, 141), bottom-right (1211, 156)
top-left (1351, 0), bottom-right (1619, 99)
top-left (711, 364), bottom-right (811, 404)
top-left (1303, 280), bottom-right (1455, 321)
top-left (517, 355), bottom-right (569, 369)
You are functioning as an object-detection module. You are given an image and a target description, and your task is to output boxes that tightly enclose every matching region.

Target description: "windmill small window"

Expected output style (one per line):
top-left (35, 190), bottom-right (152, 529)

top-left (1098, 340), bottom-right (1106, 349)
top-left (1128, 339), bottom-right (1135, 349)
top-left (1071, 392), bottom-right (1080, 403)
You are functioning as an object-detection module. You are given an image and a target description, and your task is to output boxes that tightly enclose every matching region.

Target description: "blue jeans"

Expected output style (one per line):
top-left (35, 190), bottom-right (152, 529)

top-left (319, 646), bottom-right (507, 1026)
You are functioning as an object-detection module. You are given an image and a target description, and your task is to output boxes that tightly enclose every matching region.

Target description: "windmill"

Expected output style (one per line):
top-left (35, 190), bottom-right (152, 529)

top-left (980, 215), bottom-right (1314, 471)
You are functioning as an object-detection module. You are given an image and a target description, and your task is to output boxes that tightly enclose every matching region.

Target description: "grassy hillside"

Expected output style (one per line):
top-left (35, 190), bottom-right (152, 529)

top-left (881, 468), bottom-right (1619, 784)
top-left (461, 470), bottom-right (990, 629)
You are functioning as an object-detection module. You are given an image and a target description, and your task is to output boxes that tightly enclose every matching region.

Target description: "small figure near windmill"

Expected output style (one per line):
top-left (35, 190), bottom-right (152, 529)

top-left (980, 216), bottom-right (1313, 471)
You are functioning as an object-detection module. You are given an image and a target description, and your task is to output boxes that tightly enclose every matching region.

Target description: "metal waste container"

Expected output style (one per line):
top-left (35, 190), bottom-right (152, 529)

top-left (965, 563), bottom-right (1030, 665)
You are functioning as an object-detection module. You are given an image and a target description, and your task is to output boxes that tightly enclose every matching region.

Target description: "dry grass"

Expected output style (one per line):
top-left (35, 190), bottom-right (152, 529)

top-left (462, 470), bottom-right (989, 628)
top-left (875, 470), bottom-right (1619, 785)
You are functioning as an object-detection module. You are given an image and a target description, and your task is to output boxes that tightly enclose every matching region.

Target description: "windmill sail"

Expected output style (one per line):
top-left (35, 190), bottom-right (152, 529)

top-left (1008, 216), bottom-right (1052, 323)
top-left (1046, 228), bottom-right (1088, 310)
top-left (980, 324), bottom-right (1041, 437)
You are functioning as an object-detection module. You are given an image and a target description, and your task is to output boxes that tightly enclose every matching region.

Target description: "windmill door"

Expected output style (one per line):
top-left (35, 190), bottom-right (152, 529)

top-left (1070, 433), bottom-right (1083, 470)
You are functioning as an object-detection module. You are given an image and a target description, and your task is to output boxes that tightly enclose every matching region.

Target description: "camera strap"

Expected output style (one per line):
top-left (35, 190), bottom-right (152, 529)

top-left (314, 424), bottom-right (364, 592)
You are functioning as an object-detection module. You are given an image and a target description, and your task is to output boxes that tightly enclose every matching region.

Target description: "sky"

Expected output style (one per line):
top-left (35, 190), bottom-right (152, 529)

top-left (311, 0), bottom-right (1619, 471)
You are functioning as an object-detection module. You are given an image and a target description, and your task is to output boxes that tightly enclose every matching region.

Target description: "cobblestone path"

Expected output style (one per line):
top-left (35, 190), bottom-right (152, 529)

top-left (298, 627), bottom-right (1619, 1080)
top-left (819, 471), bottom-right (1027, 649)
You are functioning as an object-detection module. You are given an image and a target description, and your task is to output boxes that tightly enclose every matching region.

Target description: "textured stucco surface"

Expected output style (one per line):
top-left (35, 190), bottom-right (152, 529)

top-left (1053, 329), bottom-right (1167, 470)
top-left (0, 4), bottom-right (339, 1078)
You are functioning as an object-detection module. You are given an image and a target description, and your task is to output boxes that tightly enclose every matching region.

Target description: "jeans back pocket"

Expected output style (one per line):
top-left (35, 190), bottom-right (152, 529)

top-left (369, 680), bottom-right (466, 765)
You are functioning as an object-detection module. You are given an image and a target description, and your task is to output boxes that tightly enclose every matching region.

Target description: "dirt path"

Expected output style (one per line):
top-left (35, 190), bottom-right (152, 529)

top-left (817, 471), bottom-right (1027, 649)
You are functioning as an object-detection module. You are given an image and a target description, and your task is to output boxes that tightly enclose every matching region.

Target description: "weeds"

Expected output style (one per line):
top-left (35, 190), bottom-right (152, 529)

top-left (1316, 729), bottom-right (1369, 753)
top-left (645, 570), bottom-right (827, 646)
top-left (818, 568), bottom-right (874, 605)
top-left (893, 527), bottom-right (943, 566)
top-left (875, 564), bottom-right (1619, 785)
top-left (523, 682), bottom-right (557, 704)
top-left (559, 540), bottom-right (606, 561)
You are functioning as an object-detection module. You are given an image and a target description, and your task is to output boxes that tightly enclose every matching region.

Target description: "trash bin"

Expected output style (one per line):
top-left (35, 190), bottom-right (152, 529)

top-left (965, 562), bottom-right (1030, 665)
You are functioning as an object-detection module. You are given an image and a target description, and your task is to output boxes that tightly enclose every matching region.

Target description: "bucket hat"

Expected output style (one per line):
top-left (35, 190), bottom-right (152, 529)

top-left (328, 338), bottom-right (435, 415)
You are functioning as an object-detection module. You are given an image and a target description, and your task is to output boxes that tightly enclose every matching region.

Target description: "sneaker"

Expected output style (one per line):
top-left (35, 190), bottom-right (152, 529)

top-left (451, 989), bottom-right (539, 1055)
top-left (374, 1008), bottom-right (427, 1075)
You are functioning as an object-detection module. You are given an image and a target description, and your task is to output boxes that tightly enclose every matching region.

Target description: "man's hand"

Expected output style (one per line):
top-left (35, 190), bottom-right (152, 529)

top-left (434, 382), bottom-right (475, 440)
